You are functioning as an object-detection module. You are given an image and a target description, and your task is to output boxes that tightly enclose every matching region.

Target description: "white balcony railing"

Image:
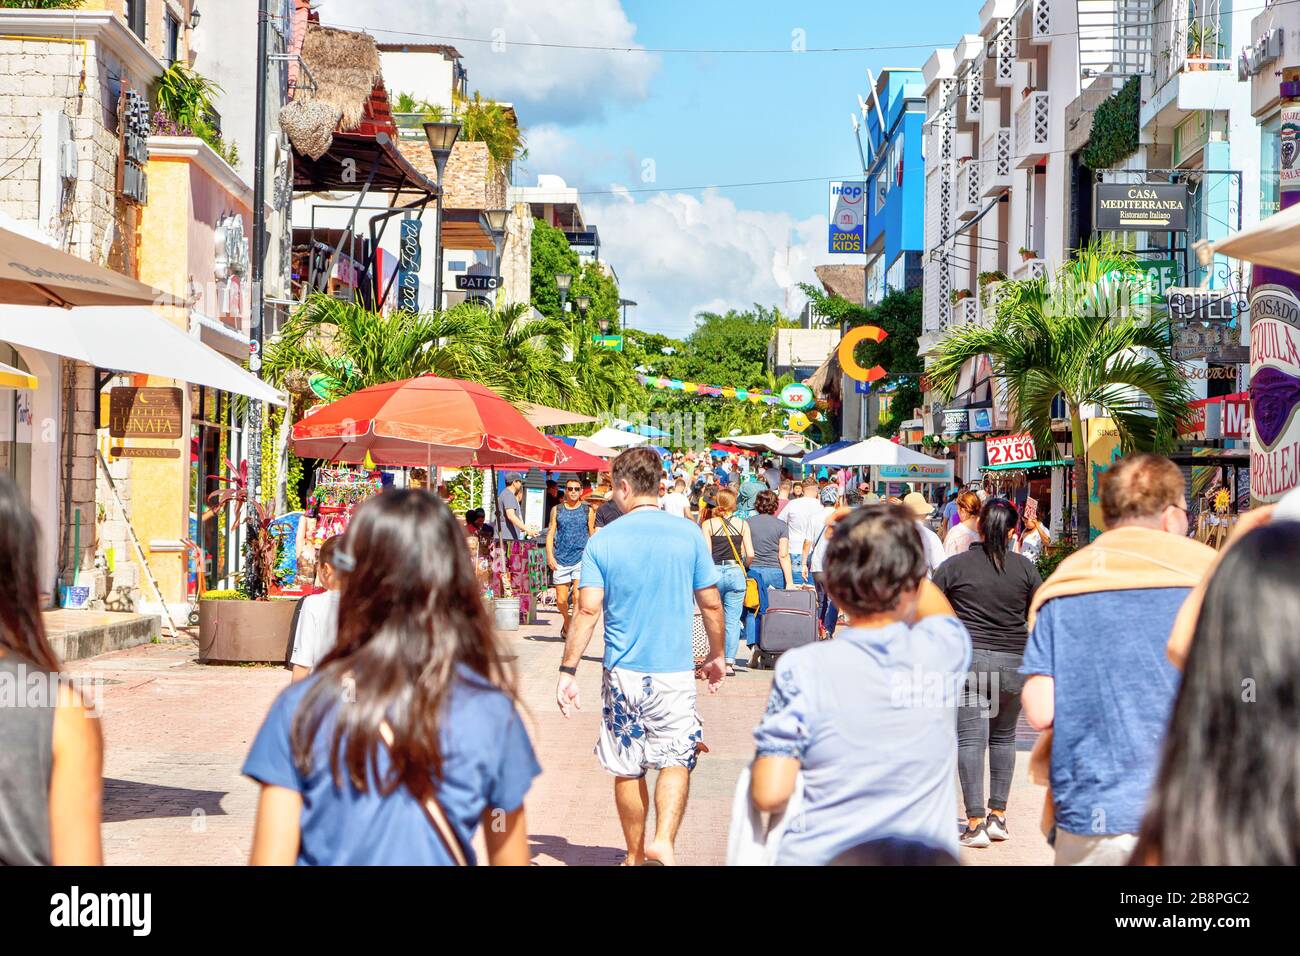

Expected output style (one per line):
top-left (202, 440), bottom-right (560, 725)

top-left (981, 127), bottom-right (1012, 195)
top-left (1015, 256), bottom-right (1048, 280)
top-left (954, 294), bottom-right (979, 326)
top-left (1015, 91), bottom-right (1050, 168)
top-left (1153, 0), bottom-right (1230, 90)
top-left (1030, 0), bottom-right (1051, 45)
top-left (956, 160), bottom-right (981, 219)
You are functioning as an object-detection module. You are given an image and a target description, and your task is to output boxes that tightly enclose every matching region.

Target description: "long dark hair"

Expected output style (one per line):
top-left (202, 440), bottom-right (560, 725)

top-left (0, 475), bottom-right (60, 671)
top-left (978, 498), bottom-right (1018, 572)
top-left (1133, 522), bottom-right (1300, 865)
top-left (291, 488), bottom-right (517, 797)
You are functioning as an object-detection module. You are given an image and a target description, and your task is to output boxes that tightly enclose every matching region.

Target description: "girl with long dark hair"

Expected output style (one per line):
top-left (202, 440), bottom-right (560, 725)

top-left (244, 489), bottom-right (540, 865)
top-left (0, 476), bottom-right (103, 865)
top-left (1134, 521), bottom-right (1300, 865)
top-left (932, 498), bottom-right (1042, 849)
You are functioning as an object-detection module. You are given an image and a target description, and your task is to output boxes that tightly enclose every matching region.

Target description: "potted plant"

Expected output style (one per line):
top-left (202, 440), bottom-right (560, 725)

top-left (197, 459), bottom-right (300, 663)
top-left (1018, 246), bottom-right (1038, 262)
top-left (977, 270), bottom-right (1007, 308)
top-left (1185, 19), bottom-right (1219, 72)
top-left (950, 288), bottom-right (973, 306)
top-left (1021, 85), bottom-right (1035, 100)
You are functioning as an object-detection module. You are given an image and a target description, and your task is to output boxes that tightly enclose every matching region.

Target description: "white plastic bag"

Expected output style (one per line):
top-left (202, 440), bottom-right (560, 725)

top-left (725, 764), bottom-right (804, 866)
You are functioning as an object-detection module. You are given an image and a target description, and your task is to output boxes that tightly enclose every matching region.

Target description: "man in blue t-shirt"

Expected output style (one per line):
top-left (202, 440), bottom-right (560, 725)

top-left (1020, 454), bottom-right (1215, 865)
top-left (557, 446), bottom-right (726, 866)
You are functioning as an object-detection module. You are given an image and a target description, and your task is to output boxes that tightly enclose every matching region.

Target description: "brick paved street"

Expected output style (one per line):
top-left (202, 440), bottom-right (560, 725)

top-left (70, 614), bottom-right (1052, 866)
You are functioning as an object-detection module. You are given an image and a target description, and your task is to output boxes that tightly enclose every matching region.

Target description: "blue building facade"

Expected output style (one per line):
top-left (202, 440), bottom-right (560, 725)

top-left (860, 68), bottom-right (927, 304)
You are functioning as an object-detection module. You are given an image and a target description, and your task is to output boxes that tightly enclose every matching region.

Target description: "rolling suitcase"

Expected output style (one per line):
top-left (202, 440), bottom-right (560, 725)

top-left (755, 588), bottom-right (818, 669)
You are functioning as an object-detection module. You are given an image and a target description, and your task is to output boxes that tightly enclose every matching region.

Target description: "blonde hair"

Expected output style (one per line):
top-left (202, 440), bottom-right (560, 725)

top-left (714, 488), bottom-right (737, 516)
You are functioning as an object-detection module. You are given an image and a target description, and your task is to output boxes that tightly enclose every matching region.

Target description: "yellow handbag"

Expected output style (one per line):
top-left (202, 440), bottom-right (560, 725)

top-left (720, 519), bottom-right (761, 610)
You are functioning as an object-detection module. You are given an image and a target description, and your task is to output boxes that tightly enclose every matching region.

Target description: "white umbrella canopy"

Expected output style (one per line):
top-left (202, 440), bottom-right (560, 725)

top-left (727, 432), bottom-right (804, 457)
top-left (1212, 201), bottom-right (1300, 271)
top-left (587, 426), bottom-right (648, 448)
top-left (813, 435), bottom-right (948, 468)
top-left (0, 305), bottom-right (284, 404)
top-left (571, 436), bottom-right (620, 458)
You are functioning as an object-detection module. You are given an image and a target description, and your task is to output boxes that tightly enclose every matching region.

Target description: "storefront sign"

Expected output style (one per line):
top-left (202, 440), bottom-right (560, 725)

top-left (780, 383), bottom-right (815, 410)
top-left (1173, 321), bottom-right (1248, 362)
top-left (1167, 287), bottom-right (1246, 323)
top-left (838, 325), bottom-right (888, 382)
top-left (942, 408), bottom-right (969, 437)
top-left (455, 274), bottom-right (501, 291)
top-left (967, 407), bottom-right (995, 432)
top-left (118, 89), bottom-right (150, 205)
top-left (110, 446), bottom-right (181, 460)
top-left (1239, 28), bottom-right (1283, 80)
top-left (1281, 105), bottom-right (1300, 192)
top-left (1178, 392), bottom-right (1251, 441)
top-left (985, 432), bottom-right (1038, 466)
top-left (1086, 417), bottom-right (1122, 541)
top-left (878, 462), bottom-right (954, 482)
top-left (108, 387), bottom-right (184, 439)
top-left (591, 335), bottom-right (624, 351)
top-left (1095, 183), bottom-right (1189, 231)
top-left (828, 181), bottom-right (865, 254)
top-left (1249, 284), bottom-right (1300, 503)
top-left (396, 219), bottom-right (422, 314)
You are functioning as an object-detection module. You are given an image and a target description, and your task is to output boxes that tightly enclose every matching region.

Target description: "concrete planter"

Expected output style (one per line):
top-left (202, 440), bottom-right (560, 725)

top-left (197, 598), bottom-right (299, 664)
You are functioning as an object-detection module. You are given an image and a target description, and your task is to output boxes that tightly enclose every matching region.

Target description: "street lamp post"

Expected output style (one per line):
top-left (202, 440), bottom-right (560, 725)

top-left (423, 120), bottom-right (461, 311)
top-left (574, 294), bottom-right (591, 321)
top-left (555, 272), bottom-right (572, 317)
top-left (618, 297), bottom-right (637, 332)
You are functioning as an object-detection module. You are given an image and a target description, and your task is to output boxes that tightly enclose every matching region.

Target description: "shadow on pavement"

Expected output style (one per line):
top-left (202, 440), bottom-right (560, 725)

top-left (102, 778), bottom-right (228, 823)
top-left (529, 832), bottom-right (627, 866)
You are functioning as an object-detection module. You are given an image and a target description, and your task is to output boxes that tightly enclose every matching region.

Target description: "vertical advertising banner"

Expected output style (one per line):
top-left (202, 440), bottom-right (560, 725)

top-left (1085, 417), bottom-right (1122, 542)
top-left (1249, 284), bottom-right (1300, 504)
top-left (396, 218), bottom-right (422, 314)
top-left (828, 181), bottom-right (865, 254)
top-left (1280, 104), bottom-right (1300, 193)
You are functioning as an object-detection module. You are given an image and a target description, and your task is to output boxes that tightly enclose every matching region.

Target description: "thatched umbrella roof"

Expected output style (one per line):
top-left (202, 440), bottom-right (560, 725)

top-left (298, 24), bottom-right (382, 131)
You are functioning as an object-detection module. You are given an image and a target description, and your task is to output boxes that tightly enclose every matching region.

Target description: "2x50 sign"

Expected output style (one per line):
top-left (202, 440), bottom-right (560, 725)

top-left (108, 387), bottom-right (184, 439)
top-left (1095, 184), bottom-right (1189, 231)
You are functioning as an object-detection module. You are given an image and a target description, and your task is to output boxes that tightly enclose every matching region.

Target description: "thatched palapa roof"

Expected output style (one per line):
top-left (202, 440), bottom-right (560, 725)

top-left (298, 24), bottom-right (382, 131)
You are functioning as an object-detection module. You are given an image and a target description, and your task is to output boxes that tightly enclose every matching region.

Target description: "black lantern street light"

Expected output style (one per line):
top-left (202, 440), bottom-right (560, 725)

top-left (423, 120), bottom-right (462, 311)
top-left (574, 294), bottom-right (591, 320)
top-left (483, 207), bottom-right (510, 276)
top-left (555, 272), bottom-right (572, 315)
top-left (189, 3), bottom-right (201, 29)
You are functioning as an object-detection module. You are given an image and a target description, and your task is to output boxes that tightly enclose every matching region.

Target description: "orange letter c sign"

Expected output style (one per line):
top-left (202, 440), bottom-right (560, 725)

top-left (838, 325), bottom-right (889, 382)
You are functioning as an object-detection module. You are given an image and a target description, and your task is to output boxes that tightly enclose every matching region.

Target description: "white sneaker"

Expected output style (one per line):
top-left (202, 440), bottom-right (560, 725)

top-left (986, 814), bottom-right (1009, 842)
top-left (959, 822), bottom-right (991, 848)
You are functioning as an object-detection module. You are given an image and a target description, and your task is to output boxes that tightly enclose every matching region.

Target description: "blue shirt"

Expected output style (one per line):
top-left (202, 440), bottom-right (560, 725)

top-left (753, 616), bottom-right (972, 865)
top-left (580, 508), bottom-right (720, 673)
top-left (1020, 588), bottom-right (1185, 836)
top-left (551, 503), bottom-right (589, 566)
top-left (942, 499), bottom-right (960, 530)
top-left (242, 665), bottom-right (540, 865)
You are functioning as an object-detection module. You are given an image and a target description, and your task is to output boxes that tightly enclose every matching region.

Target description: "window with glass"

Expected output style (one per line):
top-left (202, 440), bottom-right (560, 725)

top-left (0, 345), bottom-right (33, 504)
top-left (165, 11), bottom-right (180, 66)
top-left (1261, 114), bottom-right (1281, 220)
top-left (124, 0), bottom-right (146, 41)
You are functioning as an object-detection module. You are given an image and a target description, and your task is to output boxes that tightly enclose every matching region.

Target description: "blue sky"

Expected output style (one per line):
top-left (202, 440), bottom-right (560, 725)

top-left (319, 0), bottom-right (979, 336)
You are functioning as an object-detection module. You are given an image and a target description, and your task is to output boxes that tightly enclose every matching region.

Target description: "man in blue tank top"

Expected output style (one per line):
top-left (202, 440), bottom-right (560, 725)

top-left (546, 478), bottom-right (596, 639)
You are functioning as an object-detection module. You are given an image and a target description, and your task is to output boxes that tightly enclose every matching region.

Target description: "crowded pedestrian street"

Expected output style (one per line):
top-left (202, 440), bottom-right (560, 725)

top-left (70, 618), bottom-right (1050, 867)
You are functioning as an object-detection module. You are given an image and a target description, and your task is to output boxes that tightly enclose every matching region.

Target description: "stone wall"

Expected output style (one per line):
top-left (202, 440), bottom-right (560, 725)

top-left (440, 140), bottom-right (507, 210)
top-left (500, 202), bottom-right (533, 308)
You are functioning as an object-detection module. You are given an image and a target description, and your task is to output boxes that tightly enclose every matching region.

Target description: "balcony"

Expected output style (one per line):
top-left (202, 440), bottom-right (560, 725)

top-left (981, 127), bottom-right (1012, 196)
top-left (1142, 0), bottom-right (1235, 127)
top-left (1015, 91), bottom-right (1050, 168)
top-left (955, 294), bottom-right (980, 327)
top-left (1014, 256), bottom-right (1048, 280)
top-left (1029, 0), bottom-right (1051, 45)
top-left (956, 159), bottom-right (981, 219)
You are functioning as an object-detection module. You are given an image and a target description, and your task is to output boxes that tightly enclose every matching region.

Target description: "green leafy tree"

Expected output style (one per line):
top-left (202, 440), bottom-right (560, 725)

top-left (530, 219), bottom-right (582, 322)
top-left (926, 240), bottom-right (1192, 538)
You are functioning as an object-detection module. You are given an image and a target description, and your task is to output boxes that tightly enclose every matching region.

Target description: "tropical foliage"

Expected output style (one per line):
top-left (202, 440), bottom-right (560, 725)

top-left (457, 91), bottom-right (527, 172)
top-left (926, 239), bottom-right (1193, 535)
top-left (530, 218), bottom-right (583, 321)
top-left (207, 458), bottom-right (279, 601)
top-left (151, 62), bottom-right (239, 167)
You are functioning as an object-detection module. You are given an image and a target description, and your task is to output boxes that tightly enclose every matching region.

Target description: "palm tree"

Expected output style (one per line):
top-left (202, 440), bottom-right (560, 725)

top-left (261, 293), bottom-right (493, 400)
top-left (926, 240), bottom-right (1192, 539)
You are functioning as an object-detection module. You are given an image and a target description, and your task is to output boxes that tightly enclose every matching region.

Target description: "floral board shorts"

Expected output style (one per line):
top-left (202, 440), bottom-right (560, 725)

top-left (596, 668), bottom-right (704, 778)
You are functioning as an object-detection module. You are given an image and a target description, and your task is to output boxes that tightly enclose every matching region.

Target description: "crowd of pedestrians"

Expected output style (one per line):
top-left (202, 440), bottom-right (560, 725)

top-left (1, 440), bottom-right (1297, 868)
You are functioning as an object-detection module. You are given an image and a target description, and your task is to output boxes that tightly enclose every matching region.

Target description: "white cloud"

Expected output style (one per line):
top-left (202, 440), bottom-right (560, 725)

top-left (315, 0), bottom-right (659, 125)
top-left (586, 190), bottom-right (836, 338)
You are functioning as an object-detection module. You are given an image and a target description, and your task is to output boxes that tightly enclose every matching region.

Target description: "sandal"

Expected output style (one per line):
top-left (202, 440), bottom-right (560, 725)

top-left (725, 665), bottom-right (736, 677)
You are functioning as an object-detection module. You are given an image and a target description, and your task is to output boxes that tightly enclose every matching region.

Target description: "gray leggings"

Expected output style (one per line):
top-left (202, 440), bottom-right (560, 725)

top-left (956, 648), bottom-right (1025, 818)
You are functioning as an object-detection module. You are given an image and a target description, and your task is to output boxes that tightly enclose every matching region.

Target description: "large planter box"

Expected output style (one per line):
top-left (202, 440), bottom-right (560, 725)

top-left (198, 598), bottom-right (299, 664)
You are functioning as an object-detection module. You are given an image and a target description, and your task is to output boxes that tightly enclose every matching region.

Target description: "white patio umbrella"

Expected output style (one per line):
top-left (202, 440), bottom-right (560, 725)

top-left (1212, 201), bottom-right (1300, 271)
top-left (813, 435), bottom-right (948, 469)
top-left (726, 432), bottom-right (804, 457)
top-left (588, 426), bottom-right (648, 448)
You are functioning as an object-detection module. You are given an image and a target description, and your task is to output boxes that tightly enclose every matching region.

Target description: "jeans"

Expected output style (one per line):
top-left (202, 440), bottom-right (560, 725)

top-left (956, 648), bottom-right (1025, 819)
top-left (811, 571), bottom-right (838, 638)
top-left (743, 566), bottom-right (786, 647)
top-left (715, 564), bottom-right (748, 663)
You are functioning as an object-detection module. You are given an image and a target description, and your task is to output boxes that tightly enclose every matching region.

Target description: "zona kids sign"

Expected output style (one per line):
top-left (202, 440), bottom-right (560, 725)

top-left (828, 181), bottom-right (865, 254)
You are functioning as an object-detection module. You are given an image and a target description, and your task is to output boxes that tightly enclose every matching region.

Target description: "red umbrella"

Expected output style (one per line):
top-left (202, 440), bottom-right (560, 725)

top-left (498, 436), bottom-right (610, 473)
top-left (290, 376), bottom-right (559, 468)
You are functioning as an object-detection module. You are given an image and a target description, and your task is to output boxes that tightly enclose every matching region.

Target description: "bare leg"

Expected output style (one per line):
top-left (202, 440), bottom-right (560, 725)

top-left (645, 767), bottom-right (690, 865)
top-left (555, 582), bottom-right (571, 636)
top-left (613, 776), bottom-right (649, 865)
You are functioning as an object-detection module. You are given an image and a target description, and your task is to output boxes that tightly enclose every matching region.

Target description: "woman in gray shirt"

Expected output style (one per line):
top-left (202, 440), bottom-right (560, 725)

top-left (743, 490), bottom-right (795, 660)
top-left (0, 476), bottom-right (103, 865)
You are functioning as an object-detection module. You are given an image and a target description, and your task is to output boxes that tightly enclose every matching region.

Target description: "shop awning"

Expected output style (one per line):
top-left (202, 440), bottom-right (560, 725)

top-left (521, 402), bottom-right (599, 428)
top-left (0, 360), bottom-right (36, 389)
top-left (981, 459), bottom-right (1074, 472)
top-left (294, 131), bottom-right (439, 195)
top-left (0, 305), bottom-right (284, 405)
top-left (588, 426), bottom-right (648, 448)
top-left (0, 225), bottom-right (184, 308)
top-left (1212, 201), bottom-right (1300, 271)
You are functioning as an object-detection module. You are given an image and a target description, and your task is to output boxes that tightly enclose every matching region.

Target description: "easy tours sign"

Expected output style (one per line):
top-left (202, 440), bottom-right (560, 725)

top-left (1095, 183), bottom-right (1189, 231)
top-left (828, 181), bottom-right (865, 254)
top-left (985, 432), bottom-right (1037, 466)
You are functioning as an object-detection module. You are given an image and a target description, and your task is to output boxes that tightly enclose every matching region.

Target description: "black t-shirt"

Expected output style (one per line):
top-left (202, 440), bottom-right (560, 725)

top-left (594, 499), bottom-right (623, 528)
top-left (931, 543), bottom-right (1043, 655)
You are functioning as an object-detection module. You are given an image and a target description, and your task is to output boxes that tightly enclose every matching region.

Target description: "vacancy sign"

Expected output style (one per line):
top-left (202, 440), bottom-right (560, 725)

top-left (986, 432), bottom-right (1037, 466)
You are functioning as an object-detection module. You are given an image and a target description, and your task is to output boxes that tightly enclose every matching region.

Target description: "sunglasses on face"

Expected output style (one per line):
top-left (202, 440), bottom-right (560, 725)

top-left (565, 485), bottom-right (582, 492)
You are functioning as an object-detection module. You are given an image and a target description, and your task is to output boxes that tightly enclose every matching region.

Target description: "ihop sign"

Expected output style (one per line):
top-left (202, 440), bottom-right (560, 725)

top-left (828, 181), bottom-right (865, 254)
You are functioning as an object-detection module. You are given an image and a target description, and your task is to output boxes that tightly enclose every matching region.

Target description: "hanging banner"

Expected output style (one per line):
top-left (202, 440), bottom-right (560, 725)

top-left (637, 374), bottom-right (783, 405)
top-left (828, 181), bottom-right (865, 253)
top-left (1280, 104), bottom-right (1300, 192)
top-left (1086, 417), bottom-right (1123, 541)
top-left (780, 383), bottom-right (814, 409)
top-left (985, 432), bottom-right (1038, 466)
top-left (1094, 183), bottom-right (1189, 231)
top-left (1250, 283), bottom-right (1300, 503)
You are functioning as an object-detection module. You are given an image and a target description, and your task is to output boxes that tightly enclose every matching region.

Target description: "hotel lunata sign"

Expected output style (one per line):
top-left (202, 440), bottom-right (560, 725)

top-left (1094, 184), bottom-right (1189, 231)
top-left (1249, 285), bottom-right (1300, 504)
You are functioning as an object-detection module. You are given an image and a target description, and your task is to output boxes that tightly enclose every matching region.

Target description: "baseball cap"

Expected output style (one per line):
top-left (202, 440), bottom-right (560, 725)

top-left (503, 472), bottom-right (525, 483)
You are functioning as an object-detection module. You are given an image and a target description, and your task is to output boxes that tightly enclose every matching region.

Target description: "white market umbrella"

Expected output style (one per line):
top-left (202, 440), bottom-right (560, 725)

top-left (588, 426), bottom-right (648, 448)
top-left (1213, 201), bottom-right (1300, 271)
top-left (813, 435), bottom-right (948, 468)
top-left (0, 305), bottom-right (284, 404)
top-left (727, 432), bottom-right (804, 457)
